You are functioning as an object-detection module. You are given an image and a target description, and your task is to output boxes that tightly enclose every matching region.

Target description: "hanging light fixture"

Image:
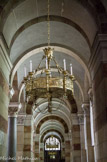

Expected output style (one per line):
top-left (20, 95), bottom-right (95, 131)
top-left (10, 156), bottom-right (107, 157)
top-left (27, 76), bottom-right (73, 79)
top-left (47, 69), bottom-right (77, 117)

top-left (23, 0), bottom-right (75, 112)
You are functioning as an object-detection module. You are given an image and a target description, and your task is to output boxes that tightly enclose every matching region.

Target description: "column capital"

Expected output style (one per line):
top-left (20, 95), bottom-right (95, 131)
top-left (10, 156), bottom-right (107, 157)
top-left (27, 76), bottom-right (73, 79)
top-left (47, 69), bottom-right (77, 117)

top-left (8, 102), bottom-right (22, 117)
top-left (82, 103), bottom-right (90, 115)
top-left (88, 87), bottom-right (93, 102)
top-left (17, 114), bottom-right (26, 125)
top-left (78, 113), bottom-right (84, 125)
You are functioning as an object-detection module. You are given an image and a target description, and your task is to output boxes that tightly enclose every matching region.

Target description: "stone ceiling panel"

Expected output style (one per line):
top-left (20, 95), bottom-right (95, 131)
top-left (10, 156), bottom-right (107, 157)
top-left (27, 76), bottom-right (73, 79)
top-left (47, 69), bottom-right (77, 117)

top-left (3, 0), bottom-right (97, 46)
top-left (10, 21), bottom-right (90, 64)
top-left (3, 12), bottom-right (17, 46)
top-left (14, 0), bottom-right (37, 29)
top-left (40, 120), bottom-right (64, 133)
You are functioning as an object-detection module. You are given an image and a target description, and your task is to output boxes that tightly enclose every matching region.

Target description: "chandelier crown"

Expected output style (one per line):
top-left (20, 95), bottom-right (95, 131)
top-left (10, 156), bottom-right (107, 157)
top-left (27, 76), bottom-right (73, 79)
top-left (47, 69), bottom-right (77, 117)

top-left (43, 47), bottom-right (54, 59)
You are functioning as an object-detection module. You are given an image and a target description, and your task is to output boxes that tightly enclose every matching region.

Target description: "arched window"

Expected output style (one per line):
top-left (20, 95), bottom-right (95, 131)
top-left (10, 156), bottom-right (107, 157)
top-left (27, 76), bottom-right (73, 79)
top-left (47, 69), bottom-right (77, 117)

top-left (45, 136), bottom-right (60, 151)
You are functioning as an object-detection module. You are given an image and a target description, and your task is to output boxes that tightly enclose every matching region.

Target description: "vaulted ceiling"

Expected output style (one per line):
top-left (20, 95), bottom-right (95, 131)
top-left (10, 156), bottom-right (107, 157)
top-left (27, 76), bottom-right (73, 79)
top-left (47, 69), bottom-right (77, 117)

top-left (1, 0), bottom-right (106, 141)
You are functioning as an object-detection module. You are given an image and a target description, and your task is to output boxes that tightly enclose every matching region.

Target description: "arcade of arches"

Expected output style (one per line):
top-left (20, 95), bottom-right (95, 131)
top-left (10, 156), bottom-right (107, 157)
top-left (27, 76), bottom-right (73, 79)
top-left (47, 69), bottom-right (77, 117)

top-left (0, 0), bottom-right (107, 162)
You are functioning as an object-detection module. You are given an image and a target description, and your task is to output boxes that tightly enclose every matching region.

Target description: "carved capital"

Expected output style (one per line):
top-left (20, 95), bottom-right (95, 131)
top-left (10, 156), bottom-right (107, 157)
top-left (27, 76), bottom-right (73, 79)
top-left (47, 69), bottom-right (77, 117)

top-left (78, 113), bottom-right (84, 125)
top-left (8, 102), bottom-right (22, 117)
top-left (17, 114), bottom-right (26, 125)
top-left (82, 103), bottom-right (90, 116)
top-left (88, 87), bottom-right (93, 103)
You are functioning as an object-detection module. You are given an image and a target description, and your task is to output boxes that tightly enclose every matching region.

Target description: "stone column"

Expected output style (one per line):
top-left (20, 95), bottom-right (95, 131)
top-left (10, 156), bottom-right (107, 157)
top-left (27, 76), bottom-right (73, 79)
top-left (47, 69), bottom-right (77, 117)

top-left (35, 134), bottom-right (40, 161)
top-left (0, 34), bottom-right (12, 159)
top-left (78, 114), bottom-right (86, 162)
top-left (65, 135), bottom-right (70, 162)
top-left (16, 114), bottom-right (26, 162)
top-left (71, 114), bottom-right (81, 162)
top-left (7, 103), bottom-right (21, 162)
top-left (61, 142), bottom-right (65, 160)
top-left (23, 115), bottom-right (32, 161)
top-left (39, 143), bottom-right (44, 162)
top-left (82, 103), bottom-right (94, 162)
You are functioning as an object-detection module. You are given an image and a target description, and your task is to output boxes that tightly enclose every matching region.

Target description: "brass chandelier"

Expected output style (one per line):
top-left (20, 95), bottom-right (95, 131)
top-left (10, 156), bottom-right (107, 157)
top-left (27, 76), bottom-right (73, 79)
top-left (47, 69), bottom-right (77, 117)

top-left (23, 0), bottom-right (75, 112)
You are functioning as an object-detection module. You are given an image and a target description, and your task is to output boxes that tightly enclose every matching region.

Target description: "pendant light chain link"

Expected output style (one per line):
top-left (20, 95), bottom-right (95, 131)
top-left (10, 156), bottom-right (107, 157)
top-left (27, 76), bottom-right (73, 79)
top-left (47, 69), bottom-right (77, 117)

top-left (47, 0), bottom-right (50, 46)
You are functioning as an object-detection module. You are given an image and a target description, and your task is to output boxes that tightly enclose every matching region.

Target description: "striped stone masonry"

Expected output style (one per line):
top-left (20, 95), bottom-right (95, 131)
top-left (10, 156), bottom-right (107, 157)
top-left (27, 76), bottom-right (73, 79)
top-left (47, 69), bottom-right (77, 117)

top-left (16, 125), bottom-right (24, 162)
top-left (71, 114), bottom-right (81, 162)
top-left (65, 140), bottom-right (70, 162)
top-left (0, 35), bottom-right (12, 158)
top-left (23, 125), bottom-right (32, 161)
top-left (23, 115), bottom-right (32, 162)
top-left (89, 34), bottom-right (107, 162)
top-left (78, 113), bottom-right (87, 162)
top-left (39, 144), bottom-right (44, 162)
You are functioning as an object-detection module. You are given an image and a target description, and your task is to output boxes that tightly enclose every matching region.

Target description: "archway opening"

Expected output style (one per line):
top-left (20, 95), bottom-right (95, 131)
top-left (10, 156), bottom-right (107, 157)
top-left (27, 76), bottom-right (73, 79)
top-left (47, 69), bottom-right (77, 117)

top-left (44, 136), bottom-right (61, 162)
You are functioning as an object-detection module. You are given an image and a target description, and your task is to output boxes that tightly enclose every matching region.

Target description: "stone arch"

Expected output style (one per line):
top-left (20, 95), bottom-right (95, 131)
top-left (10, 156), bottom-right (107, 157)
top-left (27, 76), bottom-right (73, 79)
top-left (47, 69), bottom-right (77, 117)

top-left (9, 15), bottom-right (91, 50)
top-left (1, 0), bottom-right (105, 32)
top-left (36, 116), bottom-right (69, 134)
top-left (44, 135), bottom-right (61, 144)
top-left (40, 129), bottom-right (64, 143)
top-left (10, 45), bottom-right (91, 86)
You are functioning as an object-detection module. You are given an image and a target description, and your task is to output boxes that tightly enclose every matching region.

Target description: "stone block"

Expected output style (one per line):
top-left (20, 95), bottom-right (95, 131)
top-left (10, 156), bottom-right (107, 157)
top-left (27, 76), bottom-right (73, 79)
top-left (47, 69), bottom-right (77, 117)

top-left (72, 131), bottom-right (80, 138)
top-left (24, 126), bottom-right (31, 132)
top-left (17, 144), bottom-right (24, 151)
top-left (17, 125), bottom-right (24, 132)
top-left (24, 138), bottom-right (31, 145)
top-left (17, 132), bottom-right (24, 144)
top-left (23, 145), bottom-right (31, 151)
top-left (24, 133), bottom-right (31, 138)
top-left (73, 144), bottom-right (81, 150)
top-left (72, 125), bottom-right (80, 131)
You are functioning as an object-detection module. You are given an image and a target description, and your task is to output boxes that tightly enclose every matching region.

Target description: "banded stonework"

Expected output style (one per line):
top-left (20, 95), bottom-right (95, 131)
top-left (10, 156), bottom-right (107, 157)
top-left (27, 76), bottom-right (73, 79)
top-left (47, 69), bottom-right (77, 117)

top-left (23, 127), bottom-right (31, 157)
top-left (23, 115), bottom-right (32, 161)
top-left (36, 116), bottom-right (69, 134)
top-left (71, 114), bottom-right (81, 162)
top-left (65, 140), bottom-right (70, 162)
top-left (0, 115), bottom-right (8, 133)
top-left (0, 35), bottom-right (12, 158)
top-left (0, 70), bottom-right (9, 96)
top-left (90, 34), bottom-right (107, 162)
top-left (78, 114), bottom-right (86, 162)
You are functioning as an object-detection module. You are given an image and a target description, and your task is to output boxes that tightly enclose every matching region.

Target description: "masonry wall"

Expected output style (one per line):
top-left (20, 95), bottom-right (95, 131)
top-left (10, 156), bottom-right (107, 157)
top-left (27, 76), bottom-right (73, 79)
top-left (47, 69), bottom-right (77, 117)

top-left (0, 36), bottom-right (12, 161)
top-left (90, 34), bottom-right (107, 162)
top-left (0, 35), bottom-right (12, 159)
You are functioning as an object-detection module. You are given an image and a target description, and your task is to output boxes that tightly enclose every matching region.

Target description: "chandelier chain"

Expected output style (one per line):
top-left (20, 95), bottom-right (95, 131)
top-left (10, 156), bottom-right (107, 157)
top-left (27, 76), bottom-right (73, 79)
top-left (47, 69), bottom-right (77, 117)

top-left (47, 0), bottom-right (50, 46)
